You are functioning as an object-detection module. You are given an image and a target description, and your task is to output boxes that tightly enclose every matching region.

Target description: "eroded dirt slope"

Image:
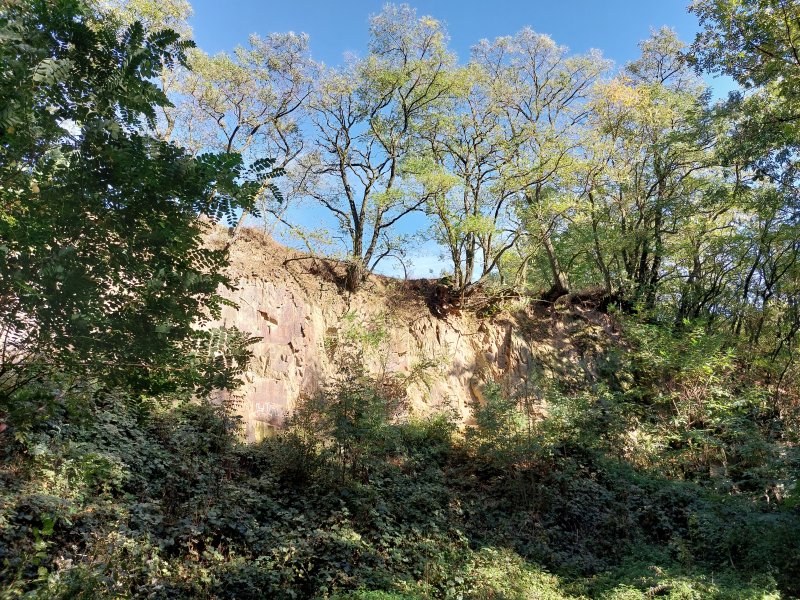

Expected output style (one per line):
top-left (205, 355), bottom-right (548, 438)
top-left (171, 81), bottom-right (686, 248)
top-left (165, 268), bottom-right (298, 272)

top-left (212, 227), bottom-right (619, 441)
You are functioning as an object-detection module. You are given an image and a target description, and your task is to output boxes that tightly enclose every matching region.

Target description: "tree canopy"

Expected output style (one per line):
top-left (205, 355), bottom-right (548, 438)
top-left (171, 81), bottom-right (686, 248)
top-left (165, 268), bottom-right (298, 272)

top-left (2, 1), bottom-right (800, 597)
top-left (0, 0), bottom-right (269, 396)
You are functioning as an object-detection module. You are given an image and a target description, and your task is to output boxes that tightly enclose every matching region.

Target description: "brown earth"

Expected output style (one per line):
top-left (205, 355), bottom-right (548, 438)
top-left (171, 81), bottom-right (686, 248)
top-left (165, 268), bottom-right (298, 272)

top-left (210, 227), bottom-right (620, 441)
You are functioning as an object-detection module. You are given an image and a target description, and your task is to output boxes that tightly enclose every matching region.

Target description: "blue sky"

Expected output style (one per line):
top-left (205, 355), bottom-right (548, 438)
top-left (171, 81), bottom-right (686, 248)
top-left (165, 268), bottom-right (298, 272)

top-left (186, 1), bottom-right (736, 277)
top-left (190, 1), bottom-right (706, 74)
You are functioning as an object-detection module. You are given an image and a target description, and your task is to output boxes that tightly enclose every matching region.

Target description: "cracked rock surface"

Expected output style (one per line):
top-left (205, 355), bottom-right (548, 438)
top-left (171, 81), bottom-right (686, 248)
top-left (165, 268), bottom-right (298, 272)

top-left (211, 228), bottom-right (617, 441)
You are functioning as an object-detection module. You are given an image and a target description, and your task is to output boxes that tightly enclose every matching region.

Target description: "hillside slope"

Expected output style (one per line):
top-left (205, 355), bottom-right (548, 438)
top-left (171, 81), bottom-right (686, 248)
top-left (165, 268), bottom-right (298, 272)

top-left (215, 227), bottom-right (618, 440)
top-left (3, 228), bottom-right (798, 600)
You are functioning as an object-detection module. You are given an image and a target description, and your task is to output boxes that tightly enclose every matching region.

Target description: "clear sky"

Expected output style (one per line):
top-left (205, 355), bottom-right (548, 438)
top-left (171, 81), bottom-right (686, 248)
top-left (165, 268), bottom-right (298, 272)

top-left (185, 1), bottom-right (735, 277)
top-left (189, 0), bottom-right (703, 72)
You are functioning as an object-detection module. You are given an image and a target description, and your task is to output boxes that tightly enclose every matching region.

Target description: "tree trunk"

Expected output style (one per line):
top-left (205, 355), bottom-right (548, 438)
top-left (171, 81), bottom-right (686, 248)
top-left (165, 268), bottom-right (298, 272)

top-left (345, 260), bottom-right (365, 293)
top-left (542, 229), bottom-right (569, 300)
top-left (589, 195), bottom-right (612, 294)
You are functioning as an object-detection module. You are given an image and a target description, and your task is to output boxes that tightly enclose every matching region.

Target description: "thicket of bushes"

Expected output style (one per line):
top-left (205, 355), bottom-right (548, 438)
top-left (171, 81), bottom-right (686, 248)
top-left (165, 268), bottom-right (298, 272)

top-left (2, 319), bottom-right (798, 599)
top-left (2, 1), bottom-right (799, 597)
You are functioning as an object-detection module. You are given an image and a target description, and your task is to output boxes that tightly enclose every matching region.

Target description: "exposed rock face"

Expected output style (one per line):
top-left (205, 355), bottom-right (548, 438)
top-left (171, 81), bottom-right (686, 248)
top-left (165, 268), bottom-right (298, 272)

top-left (213, 228), bottom-right (617, 442)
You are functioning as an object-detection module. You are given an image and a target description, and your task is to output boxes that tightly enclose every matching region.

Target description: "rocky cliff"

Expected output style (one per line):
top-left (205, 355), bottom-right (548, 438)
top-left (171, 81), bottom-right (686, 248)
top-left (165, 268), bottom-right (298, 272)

top-left (213, 228), bottom-right (618, 441)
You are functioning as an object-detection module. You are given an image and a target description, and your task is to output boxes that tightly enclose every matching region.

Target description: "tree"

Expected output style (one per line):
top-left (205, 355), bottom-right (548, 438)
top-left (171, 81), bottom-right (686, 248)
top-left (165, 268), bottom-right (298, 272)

top-left (0, 0), bottom-right (266, 397)
top-left (294, 4), bottom-right (455, 291)
top-left (585, 28), bottom-right (713, 308)
top-left (691, 0), bottom-right (800, 204)
top-left (690, 0), bottom-right (800, 390)
top-left (690, 0), bottom-right (800, 92)
top-left (473, 29), bottom-right (608, 298)
top-left (169, 34), bottom-right (315, 233)
top-left (411, 29), bottom-right (607, 297)
top-left (94, 1), bottom-right (307, 217)
top-left (176, 34), bottom-right (315, 159)
top-left (411, 62), bottom-right (511, 292)
top-left (91, 0), bottom-right (194, 143)
top-left (92, 0), bottom-right (192, 36)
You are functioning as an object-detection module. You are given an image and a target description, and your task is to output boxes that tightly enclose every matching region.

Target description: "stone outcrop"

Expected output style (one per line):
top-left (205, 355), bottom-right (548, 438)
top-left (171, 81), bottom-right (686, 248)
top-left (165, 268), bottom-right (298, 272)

top-left (212, 228), bottom-right (618, 441)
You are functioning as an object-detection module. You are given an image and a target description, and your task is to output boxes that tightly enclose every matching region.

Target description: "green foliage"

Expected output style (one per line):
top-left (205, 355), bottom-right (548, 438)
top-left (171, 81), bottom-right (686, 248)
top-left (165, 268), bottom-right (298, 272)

top-left (2, 363), bottom-right (796, 599)
top-left (0, 0), bottom-right (270, 397)
top-left (607, 319), bottom-right (798, 496)
top-left (467, 382), bottom-right (539, 468)
top-left (290, 359), bottom-right (407, 483)
top-left (690, 0), bottom-right (800, 93)
top-left (1, 2), bottom-right (799, 599)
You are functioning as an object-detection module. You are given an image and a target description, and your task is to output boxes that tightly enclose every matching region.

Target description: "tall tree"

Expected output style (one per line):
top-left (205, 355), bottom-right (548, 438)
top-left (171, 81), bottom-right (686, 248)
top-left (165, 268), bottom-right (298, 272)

top-left (412, 30), bottom-right (608, 296)
top-left (0, 0), bottom-right (264, 396)
top-left (96, 0), bottom-right (309, 218)
top-left (474, 29), bottom-right (608, 298)
top-left (587, 28), bottom-right (713, 308)
top-left (691, 0), bottom-right (800, 202)
top-left (295, 4), bottom-right (455, 291)
top-left (91, 0), bottom-right (194, 142)
top-left (691, 0), bottom-right (800, 390)
top-left (411, 63), bottom-right (511, 292)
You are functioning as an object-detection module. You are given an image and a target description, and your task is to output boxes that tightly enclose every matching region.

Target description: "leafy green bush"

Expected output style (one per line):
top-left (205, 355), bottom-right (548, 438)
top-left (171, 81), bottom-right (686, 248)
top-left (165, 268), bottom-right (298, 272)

top-left (2, 369), bottom-right (797, 599)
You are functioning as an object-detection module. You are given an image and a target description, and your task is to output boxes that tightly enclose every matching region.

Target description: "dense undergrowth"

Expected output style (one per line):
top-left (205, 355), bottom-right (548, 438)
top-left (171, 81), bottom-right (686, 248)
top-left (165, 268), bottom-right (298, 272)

top-left (2, 318), bottom-right (799, 599)
top-left (2, 1), bottom-right (800, 597)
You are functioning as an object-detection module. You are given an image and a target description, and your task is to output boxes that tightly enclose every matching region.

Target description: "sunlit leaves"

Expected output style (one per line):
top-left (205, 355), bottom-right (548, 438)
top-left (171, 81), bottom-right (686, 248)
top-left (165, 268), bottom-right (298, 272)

top-left (0, 0), bottom-right (263, 396)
